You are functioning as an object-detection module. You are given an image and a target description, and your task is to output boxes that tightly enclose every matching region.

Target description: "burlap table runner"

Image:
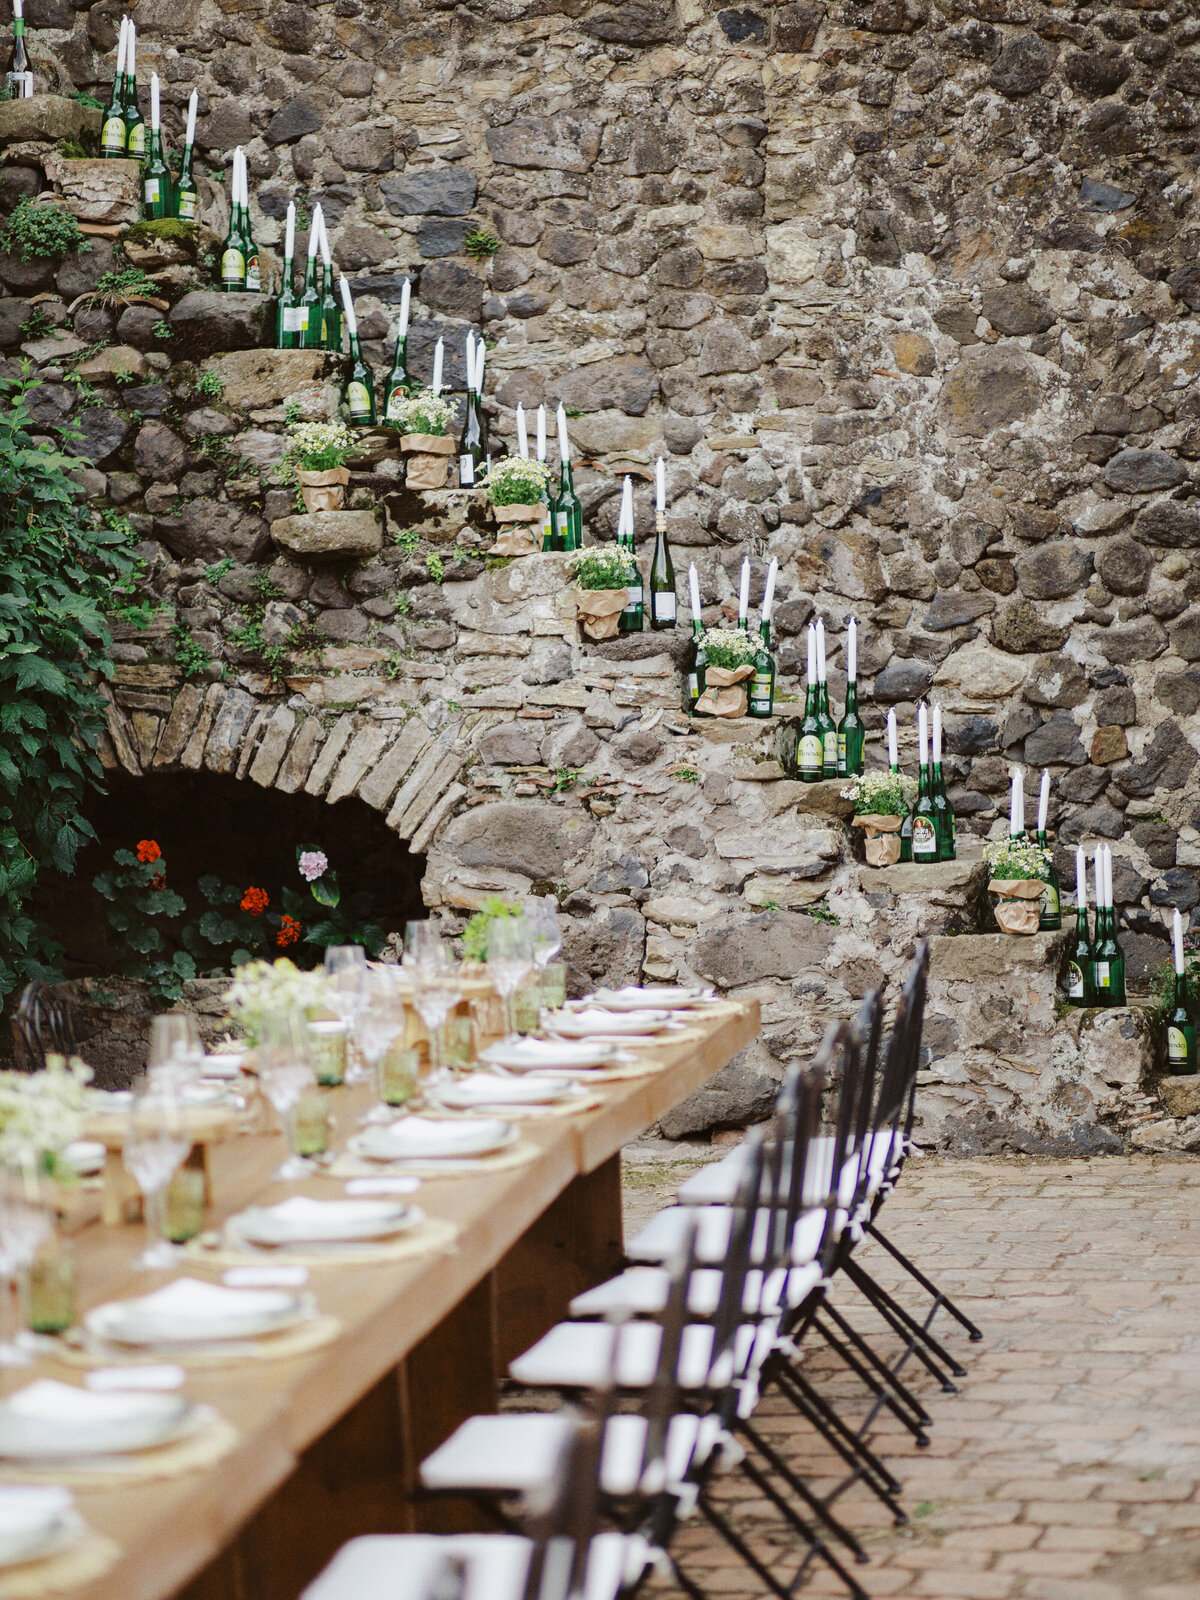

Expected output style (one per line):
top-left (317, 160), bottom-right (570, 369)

top-left (0, 1529), bottom-right (120, 1597)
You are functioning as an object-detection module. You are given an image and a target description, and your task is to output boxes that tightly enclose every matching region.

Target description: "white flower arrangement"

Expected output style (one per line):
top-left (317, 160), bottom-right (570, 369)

top-left (840, 769), bottom-right (918, 818)
top-left (387, 390), bottom-right (457, 437)
top-left (283, 420), bottom-right (356, 471)
top-left (0, 1055), bottom-right (92, 1177)
top-left (571, 542), bottom-right (635, 590)
top-left (483, 455), bottom-right (552, 507)
top-left (983, 836), bottom-right (1050, 882)
top-left (699, 627), bottom-right (760, 670)
top-left (223, 958), bottom-right (332, 1044)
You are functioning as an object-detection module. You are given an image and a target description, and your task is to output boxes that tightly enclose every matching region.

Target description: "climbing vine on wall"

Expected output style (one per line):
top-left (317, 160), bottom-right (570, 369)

top-left (0, 375), bottom-right (138, 1002)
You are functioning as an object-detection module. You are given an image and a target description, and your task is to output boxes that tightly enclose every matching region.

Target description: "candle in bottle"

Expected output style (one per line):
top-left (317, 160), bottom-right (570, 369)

top-left (431, 338), bottom-right (444, 397)
top-left (536, 405), bottom-right (546, 461)
top-left (1038, 769), bottom-right (1050, 836)
top-left (398, 276), bottom-right (411, 338)
top-left (515, 404), bottom-right (528, 459)
top-left (847, 617), bottom-right (857, 682)
top-left (738, 558), bottom-right (750, 628)
top-left (887, 708), bottom-right (898, 769)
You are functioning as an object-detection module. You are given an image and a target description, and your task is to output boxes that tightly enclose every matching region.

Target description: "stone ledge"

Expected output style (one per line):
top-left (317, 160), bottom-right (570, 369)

top-left (1158, 1073), bottom-right (1200, 1118)
top-left (762, 778), bottom-right (854, 820)
top-left (930, 929), bottom-right (1068, 981)
top-left (270, 510), bottom-right (382, 560)
top-left (0, 96), bottom-right (100, 146)
top-left (862, 854), bottom-right (987, 901)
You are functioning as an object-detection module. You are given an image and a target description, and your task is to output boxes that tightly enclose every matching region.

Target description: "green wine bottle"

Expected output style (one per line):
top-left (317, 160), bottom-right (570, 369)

top-left (101, 16), bottom-right (128, 157)
top-left (798, 626), bottom-right (822, 782)
top-left (339, 276), bottom-right (377, 426)
top-left (457, 335), bottom-right (485, 488)
top-left (931, 702), bottom-right (955, 861)
top-left (123, 22), bottom-right (145, 159)
top-left (383, 280), bottom-right (413, 424)
top-left (616, 478), bottom-right (642, 633)
top-left (1066, 850), bottom-right (1093, 1008)
top-left (888, 711), bottom-right (911, 862)
top-left (748, 620), bottom-right (775, 719)
top-left (648, 459), bottom-right (676, 629)
top-left (1037, 829), bottom-right (1061, 931)
top-left (555, 405), bottom-right (582, 549)
top-left (536, 405), bottom-right (557, 551)
top-left (241, 151), bottom-right (261, 293)
top-left (219, 151), bottom-right (245, 291)
top-left (1167, 911), bottom-right (1197, 1073)
top-left (276, 202), bottom-right (298, 349)
top-left (142, 75), bottom-right (173, 221)
top-left (316, 210), bottom-right (340, 347)
top-left (815, 620), bottom-right (837, 778)
top-left (174, 91), bottom-right (199, 221)
top-left (297, 206), bottom-right (322, 348)
top-left (1091, 846), bottom-right (1125, 1006)
top-left (684, 565), bottom-right (704, 716)
top-left (837, 618), bottom-right (864, 778)
top-left (910, 705), bottom-right (938, 862)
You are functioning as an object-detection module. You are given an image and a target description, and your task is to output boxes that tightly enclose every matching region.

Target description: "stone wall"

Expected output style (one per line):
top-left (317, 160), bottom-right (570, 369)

top-left (4, 0), bottom-right (1200, 1151)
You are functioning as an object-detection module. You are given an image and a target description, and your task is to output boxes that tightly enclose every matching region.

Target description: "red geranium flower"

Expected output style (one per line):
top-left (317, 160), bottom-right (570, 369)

top-left (136, 840), bottom-right (161, 864)
top-left (276, 914), bottom-right (303, 949)
top-left (241, 886), bottom-right (269, 916)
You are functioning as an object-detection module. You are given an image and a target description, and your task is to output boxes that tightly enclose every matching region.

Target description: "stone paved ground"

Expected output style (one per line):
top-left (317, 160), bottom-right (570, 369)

top-left (626, 1152), bottom-right (1200, 1600)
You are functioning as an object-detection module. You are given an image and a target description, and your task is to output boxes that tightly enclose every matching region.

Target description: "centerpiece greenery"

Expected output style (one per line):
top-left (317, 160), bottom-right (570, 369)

top-left (983, 836), bottom-right (1052, 936)
top-left (461, 896), bottom-right (523, 963)
top-left (483, 456), bottom-right (551, 507)
top-left (841, 770), bottom-right (918, 818)
top-left (982, 837), bottom-right (1050, 880)
top-left (698, 627), bottom-right (760, 671)
top-left (571, 543), bottom-right (631, 591)
top-left (0, 1055), bottom-right (92, 1179)
top-left (385, 391), bottom-right (456, 438)
top-left (281, 420), bottom-right (358, 513)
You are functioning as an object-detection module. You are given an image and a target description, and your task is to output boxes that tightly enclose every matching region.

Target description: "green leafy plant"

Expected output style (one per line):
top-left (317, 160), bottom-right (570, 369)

top-left (801, 903), bottom-right (841, 926)
top-left (840, 770), bottom-right (917, 819)
top-left (571, 543), bottom-right (632, 592)
top-left (1152, 940), bottom-right (1200, 1019)
top-left (171, 620), bottom-right (212, 679)
top-left (113, 366), bottom-right (136, 387)
top-left (425, 552), bottom-right (445, 584)
top-left (699, 627), bottom-right (759, 670)
top-left (227, 616), bottom-right (264, 655)
top-left (0, 376), bottom-right (139, 1000)
top-left (463, 227), bottom-right (501, 260)
top-left (395, 528), bottom-right (420, 554)
top-left (982, 836), bottom-right (1051, 882)
top-left (461, 895), bottom-right (523, 962)
top-left (71, 91), bottom-right (104, 111)
top-left (550, 767), bottom-right (582, 793)
top-left (84, 267), bottom-right (160, 308)
top-left (19, 308), bottom-right (53, 340)
top-left (386, 390), bottom-right (456, 437)
top-left (393, 592), bottom-right (412, 617)
top-left (673, 766), bottom-right (700, 783)
top-left (91, 843), bottom-right (195, 1004)
top-left (194, 370), bottom-right (224, 400)
top-left (205, 557), bottom-right (235, 585)
top-left (2, 200), bottom-right (86, 262)
top-left (283, 399), bottom-right (302, 426)
top-left (482, 455), bottom-right (551, 508)
top-left (151, 319), bottom-right (173, 340)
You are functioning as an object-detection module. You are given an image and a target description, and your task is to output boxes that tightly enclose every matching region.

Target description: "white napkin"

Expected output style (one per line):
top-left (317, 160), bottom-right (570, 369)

top-left (0, 1487), bottom-right (72, 1535)
top-left (6, 1380), bottom-right (169, 1423)
top-left (435, 1073), bottom-right (573, 1106)
top-left (125, 1277), bottom-right (295, 1323)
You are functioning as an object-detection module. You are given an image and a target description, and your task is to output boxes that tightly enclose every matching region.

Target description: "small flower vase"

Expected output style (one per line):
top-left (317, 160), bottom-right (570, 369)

top-left (401, 433), bottom-right (455, 491)
top-left (853, 813), bottom-right (904, 867)
top-left (575, 586), bottom-right (628, 641)
top-left (989, 877), bottom-right (1044, 935)
top-left (490, 502), bottom-right (542, 556)
top-left (296, 465), bottom-right (350, 513)
top-left (694, 664), bottom-right (755, 718)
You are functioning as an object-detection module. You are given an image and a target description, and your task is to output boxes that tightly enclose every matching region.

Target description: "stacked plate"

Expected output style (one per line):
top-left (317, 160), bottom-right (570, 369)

top-left (589, 984), bottom-right (717, 1010)
top-left (85, 1278), bottom-right (315, 1349)
top-left (228, 1196), bottom-right (420, 1248)
top-left (351, 1117), bottom-right (518, 1163)
top-left (430, 1074), bottom-right (579, 1111)
top-left (0, 1381), bottom-right (199, 1462)
top-left (543, 1008), bottom-right (674, 1040)
top-left (0, 1487), bottom-right (84, 1567)
top-left (480, 1038), bottom-right (625, 1073)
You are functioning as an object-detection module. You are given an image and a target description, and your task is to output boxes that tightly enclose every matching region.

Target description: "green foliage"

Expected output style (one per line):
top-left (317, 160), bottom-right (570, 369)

top-left (463, 227), bottom-right (501, 260)
top-left (2, 200), bottom-right (86, 262)
top-left (393, 592), bottom-right (412, 616)
top-left (283, 400), bottom-right (302, 426)
top-left (123, 217), bottom-right (195, 247)
top-left (152, 319), bottom-right (173, 340)
top-left (395, 528), bottom-right (420, 554)
top-left (71, 91), bottom-right (105, 112)
top-left (198, 433), bottom-right (255, 480)
top-left (194, 370), bottom-right (224, 400)
top-left (384, 652), bottom-right (406, 681)
top-left (19, 308), bottom-right (54, 340)
top-left (227, 616), bottom-right (264, 654)
top-left (461, 896), bottom-right (523, 962)
top-left (550, 767), bottom-right (582, 794)
top-left (55, 138), bottom-right (92, 160)
top-left (92, 847), bottom-right (195, 1004)
top-left (800, 903), bottom-right (841, 927)
top-left (205, 557), bottom-right (235, 585)
top-left (85, 268), bottom-right (160, 306)
top-left (673, 766), bottom-right (700, 783)
top-left (171, 621), bottom-right (212, 679)
top-left (425, 552), bottom-right (445, 583)
top-left (0, 376), bottom-right (139, 1000)
top-left (1152, 956), bottom-right (1200, 1019)
top-left (262, 644), bottom-right (288, 686)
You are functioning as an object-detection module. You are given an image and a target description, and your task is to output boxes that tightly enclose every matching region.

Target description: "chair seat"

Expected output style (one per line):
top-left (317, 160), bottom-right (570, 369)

top-left (300, 1531), bottom-right (644, 1600)
top-left (675, 1133), bottom-right (903, 1208)
top-left (420, 1411), bottom-right (726, 1500)
top-left (508, 1316), bottom-right (774, 1393)
top-left (569, 1262), bottom-right (821, 1321)
top-left (625, 1202), bottom-right (845, 1270)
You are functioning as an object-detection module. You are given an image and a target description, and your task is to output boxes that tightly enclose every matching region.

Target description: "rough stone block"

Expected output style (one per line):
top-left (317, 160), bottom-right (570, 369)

top-left (1159, 1075), bottom-right (1200, 1118)
top-left (0, 96), bottom-right (100, 146)
top-left (930, 930), bottom-right (1068, 983)
top-left (763, 779), bottom-right (855, 821)
top-left (202, 348), bottom-right (327, 409)
top-left (270, 511), bottom-right (382, 561)
top-left (1074, 1006), bottom-right (1156, 1088)
top-left (169, 292), bottom-right (272, 359)
top-left (866, 857), bottom-right (987, 904)
top-left (42, 154), bottom-right (138, 224)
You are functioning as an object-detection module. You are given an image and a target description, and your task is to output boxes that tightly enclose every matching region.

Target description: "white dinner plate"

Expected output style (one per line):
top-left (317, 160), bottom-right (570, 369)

top-left (0, 1382), bottom-right (193, 1460)
top-left (231, 1197), bottom-right (420, 1246)
top-left (85, 1278), bottom-right (312, 1346)
top-left (0, 1488), bottom-right (76, 1567)
top-left (432, 1074), bottom-right (576, 1109)
top-left (351, 1117), bottom-right (518, 1162)
top-left (480, 1038), bottom-right (622, 1072)
top-left (589, 985), bottom-right (716, 1011)
top-left (543, 1008), bottom-right (673, 1038)
top-left (201, 1052), bottom-right (247, 1079)
top-left (61, 1139), bottom-right (106, 1177)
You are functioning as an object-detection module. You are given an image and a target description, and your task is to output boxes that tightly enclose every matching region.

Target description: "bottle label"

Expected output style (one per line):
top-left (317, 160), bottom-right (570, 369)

top-left (624, 585), bottom-right (642, 604)
top-left (912, 817), bottom-right (937, 857)
top-left (542, 508), bottom-right (553, 545)
top-left (837, 733), bottom-right (847, 771)
top-left (346, 380), bottom-right (371, 419)
top-left (686, 672), bottom-right (699, 702)
top-left (128, 123), bottom-right (145, 156)
top-left (1068, 962), bottom-right (1084, 999)
top-left (144, 177), bottom-right (160, 203)
top-left (246, 255), bottom-right (261, 292)
top-left (1168, 1026), bottom-right (1188, 1064)
top-left (1095, 961), bottom-right (1110, 989)
top-left (177, 189), bottom-right (197, 221)
top-left (822, 731), bottom-right (838, 767)
top-left (557, 511), bottom-right (570, 539)
top-left (799, 734), bottom-right (822, 774)
top-left (385, 389), bottom-right (405, 420)
top-left (1042, 881), bottom-right (1060, 915)
top-left (459, 455), bottom-right (476, 487)
top-left (750, 672), bottom-right (772, 714)
top-left (282, 306), bottom-right (305, 333)
top-left (296, 306), bottom-right (310, 332)
top-left (221, 247), bottom-right (245, 284)
top-left (652, 591), bottom-right (677, 622)
top-left (102, 116), bottom-right (126, 152)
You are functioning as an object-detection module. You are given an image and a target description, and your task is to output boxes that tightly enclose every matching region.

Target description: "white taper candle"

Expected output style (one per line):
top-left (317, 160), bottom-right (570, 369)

top-left (1104, 844), bottom-right (1113, 912)
top-left (806, 624), bottom-right (816, 688)
top-left (1094, 849), bottom-right (1104, 913)
top-left (431, 338), bottom-right (444, 398)
top-left (738, 558), bottom-right (750, 623)
top-left (847, 617), bottom-right (857, 684)
top-left (1174, 908), bottom-right (1185, 975)
top-left (932, 701), bottom-right (942, 766)
top-left (307, 203), bottom-right (322, 258)
top-left (338, 274), bottom-right (357, 336)
top-left (150, 72), bottom-right (160, 131)
top-left (464, 332), bottom-right (475, 391)
top-left (474, 338), bottom-right (485, 395)
top-left (398, 277), bottom-right (411, 338)
top-left (762, 557), bottom-right (778, 625)
top-left (185, 88), bottom-right (197, 149)
top-left (816, 618), bottom-right (827, 683)
top-left (1038, 769), bottom-right (1050, 837)
top-left (536, 405), bottom-right (546, 462)
top-left (318, 208), bottom-right (332, 268)
top-left (655, 457), bottom-right (665, 511)
top-left (1075, 845), bottom-right (1086, 908)
top-left (688, 563), bottom-right (701, 622)
top-left (887, 708), bottom-right (898, 769)
top-left (127, 21), bottom-right (135, 81)
top-left (284, 201), bottom-right (295, 262)
top-left (918, 703), bottom-right (928, 767)
top-left (116, 16), bottom-right (128, 77)
top-left (1009, 771), bottom-right (1019, 836)
top-left (557, 403), bottom-right (569, 462)
top-left (621, 475), bottom-right (633, 541)
top-left (515, 404), bottom-right (528, 459)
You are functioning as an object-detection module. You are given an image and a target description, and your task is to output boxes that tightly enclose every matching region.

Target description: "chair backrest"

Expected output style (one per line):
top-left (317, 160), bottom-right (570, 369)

top-left (838, 989), bottom-right (886, 1217)
top-left (520, 1371), bottom-right (614, 1600)
top-left (871, 940), bottom-right (930, 1160)
top-left (11, 982), bottom-right (75, 1074)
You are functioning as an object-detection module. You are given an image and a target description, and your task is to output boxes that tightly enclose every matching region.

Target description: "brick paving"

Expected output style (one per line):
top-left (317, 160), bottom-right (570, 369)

top-left (632, 1153), bottom-right (1200, 1600)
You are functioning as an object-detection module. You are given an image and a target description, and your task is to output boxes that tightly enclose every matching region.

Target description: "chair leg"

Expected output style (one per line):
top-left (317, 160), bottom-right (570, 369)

top-left (736, 1414), bottom-right (871, 1561)
top-left (767, 1356), bottom-right (907, 1512)
top-left (699, 1474), bottom-right (870, 1600)
top-left (866, 1221), bottom-right (985, 1341)
top-left (842, 1257), bottom-right (962, 1389)
top-left (818, 1295), bottom-right (935, 1426)
top-left (810, 1307), bottom-right (931, 1441)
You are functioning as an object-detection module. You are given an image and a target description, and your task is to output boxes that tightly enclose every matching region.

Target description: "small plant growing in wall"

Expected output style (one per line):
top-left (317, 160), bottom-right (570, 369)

top-left (2, 199), bottom-right (87, 262)
top-left (171, 621), bottom-right (212, 679)
top-left (463, 227), bottom-right (501, 260)
top-left (194, 370), bottom-right (224, 400)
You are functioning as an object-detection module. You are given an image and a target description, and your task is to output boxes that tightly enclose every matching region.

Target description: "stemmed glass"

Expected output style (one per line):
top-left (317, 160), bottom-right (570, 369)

top-left (404, 923), bottom-right (463, 1077)
top-left (148, 1014), bottom-right (203, 1082)
top-left (123, 1075), bottom-right (190, 1270)
top-left (355, 971), bottom-right (406, 1119)
top-left (526, 898), bottom-right (562, 972)
top-left (325, 945), bottom-right (367, 1082)
top-left (257, 1011), bottom-right (319, 1180)
top-left (0, 1165), bottom-right (52, 1362)
top-left (486, 916), bottom-right (534, 1040)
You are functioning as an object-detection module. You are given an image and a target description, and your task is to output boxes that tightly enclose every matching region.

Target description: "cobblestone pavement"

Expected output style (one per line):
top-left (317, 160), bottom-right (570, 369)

top-left (627, 1152), bottom-right (1200, 1600)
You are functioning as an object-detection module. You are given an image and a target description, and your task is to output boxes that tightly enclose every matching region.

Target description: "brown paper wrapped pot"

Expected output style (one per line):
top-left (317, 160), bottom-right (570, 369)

top-left (852, 812), bottom-right (904, 867)
top-left (989, 876), bottom-right (1044, 936)
top-left (296, 465), bottom-right (350, 514)
top-left (694, 662), bottom-right (754, 718)
top-left (575, 587), bottom-right (628, 641)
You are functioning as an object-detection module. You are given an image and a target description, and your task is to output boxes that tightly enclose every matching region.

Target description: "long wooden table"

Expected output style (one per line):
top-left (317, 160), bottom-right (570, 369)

top-left (43, 997), bottom-right (760, 1600)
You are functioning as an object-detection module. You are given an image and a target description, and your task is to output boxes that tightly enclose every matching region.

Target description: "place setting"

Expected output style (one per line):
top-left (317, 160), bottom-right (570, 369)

top-left (192, 1194), bottom-right (460, 1271)
top-left (0, 1485), bottom-right (119, 1597)
top-left (332, 1114), bottom-right (541, 1181)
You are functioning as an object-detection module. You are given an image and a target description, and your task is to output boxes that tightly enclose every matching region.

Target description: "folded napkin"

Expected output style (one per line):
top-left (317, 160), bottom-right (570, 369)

top-left (0, 1485), bottom-right (72, 1534)
top-left (118, 1278), bottom-right (296, 1325)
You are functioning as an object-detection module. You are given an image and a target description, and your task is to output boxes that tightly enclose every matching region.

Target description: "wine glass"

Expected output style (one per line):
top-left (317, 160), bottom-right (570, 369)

top-left (355, 972), bottom-right (406, 1119)
top-left (486, 916), bottom-right (534, 1039)
top-left (257, 1011), bottom-right (319, 1180)
top-left (0, 1167), bottom-right (52, 1363)
top-left (411, 953), bottom-right (463, 1079)
top-left (525, 897), bottom-right (562, 971)
top-left (123, 1076), bottom-right (190, 1270)
top-left (149, 1013), bottom-right (203, 1083)
top-left (403, 921), bottom-right (443, 971)
top-left (325, 945), bottom-right (367, 1082)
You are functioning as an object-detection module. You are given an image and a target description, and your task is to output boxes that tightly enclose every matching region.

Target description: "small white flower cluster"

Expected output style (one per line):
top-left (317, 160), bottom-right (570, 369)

top-left (224, 958), bottom-right (332, 1045)
top-left (483, 455), bottom-right (552, 505)
top-left (285, 420), bottom-right (354, 465)
top-left (0, 1055), bottom-right (92, 1174)
top-left (699, 627), bottom-right (760, 669)
top-left (840, 769), bottom-right (918, 817)
top-left (983, 836), bottom-right (1050, 882)
top-left (571, 542), bottom-right (635, 589)
top-left (387, 390), bottom-right (457, 437)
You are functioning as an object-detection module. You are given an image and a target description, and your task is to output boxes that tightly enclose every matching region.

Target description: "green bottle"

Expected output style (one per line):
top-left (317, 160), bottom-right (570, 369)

top-left (340, 278), bottom-right (377, 426)
top-left (648, 461), bottom-right (676, 629)
top-left (1066, 853), bottom-right (1093, 1008)
top-left (815, 621), bottom-right (837, 778)
top-left (101, 16), bottom-right (128, 157)
top-left (554, 405), bottom-right (582, 549)
top-left (219, 152), bottom-right (245, 292)
top-left (888, 712), bottom-right (911, 862)
top-left (1091, 847), bottom-right (1125, 1007)
top-left (933, 763), bottom-right (955, 861)
top-left (1167, 913), bottom-right (1197, 1073)
top-left (684, 566), bottom-right (705, 716)
top-left (383, 281), bottom-right (414, 424)
top-left (297, 207), bottom-right (322, 348)
top-left (536, 406), bottom-right (558, 551)
top-left (240, 152), bottom-right (261, 294)
top-left (616, 478), bottom-right (642, 633)
top-left (141, 76), bottom-right (173, 221)
top-left (174, 91), bottom-right (199, 222)
top-left (316, 211), bottom-right (340, 347)
top-left (1037, 829), bottom-right (1061, 931)
top-left (910, 706), bottom-right (938, 862)
top-left (748, 620), bottom-right (775, 719)
top-left (276, 202), bottom-right (298, 349)
top-left (798, 626), bottom-right (822, 782)
top-left (837, 620), bottom-right (864, 777)
top-left (123, 21), bottom-right (145, 160)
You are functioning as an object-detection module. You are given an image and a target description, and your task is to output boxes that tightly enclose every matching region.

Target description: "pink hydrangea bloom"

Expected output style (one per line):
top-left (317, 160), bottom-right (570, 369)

top-left (299, 850), bottom-right (329, 883)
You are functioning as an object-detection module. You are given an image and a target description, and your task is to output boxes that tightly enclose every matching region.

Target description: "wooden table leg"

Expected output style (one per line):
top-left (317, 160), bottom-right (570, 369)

top-left (493, 1152), bottom-right (624, 1371)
